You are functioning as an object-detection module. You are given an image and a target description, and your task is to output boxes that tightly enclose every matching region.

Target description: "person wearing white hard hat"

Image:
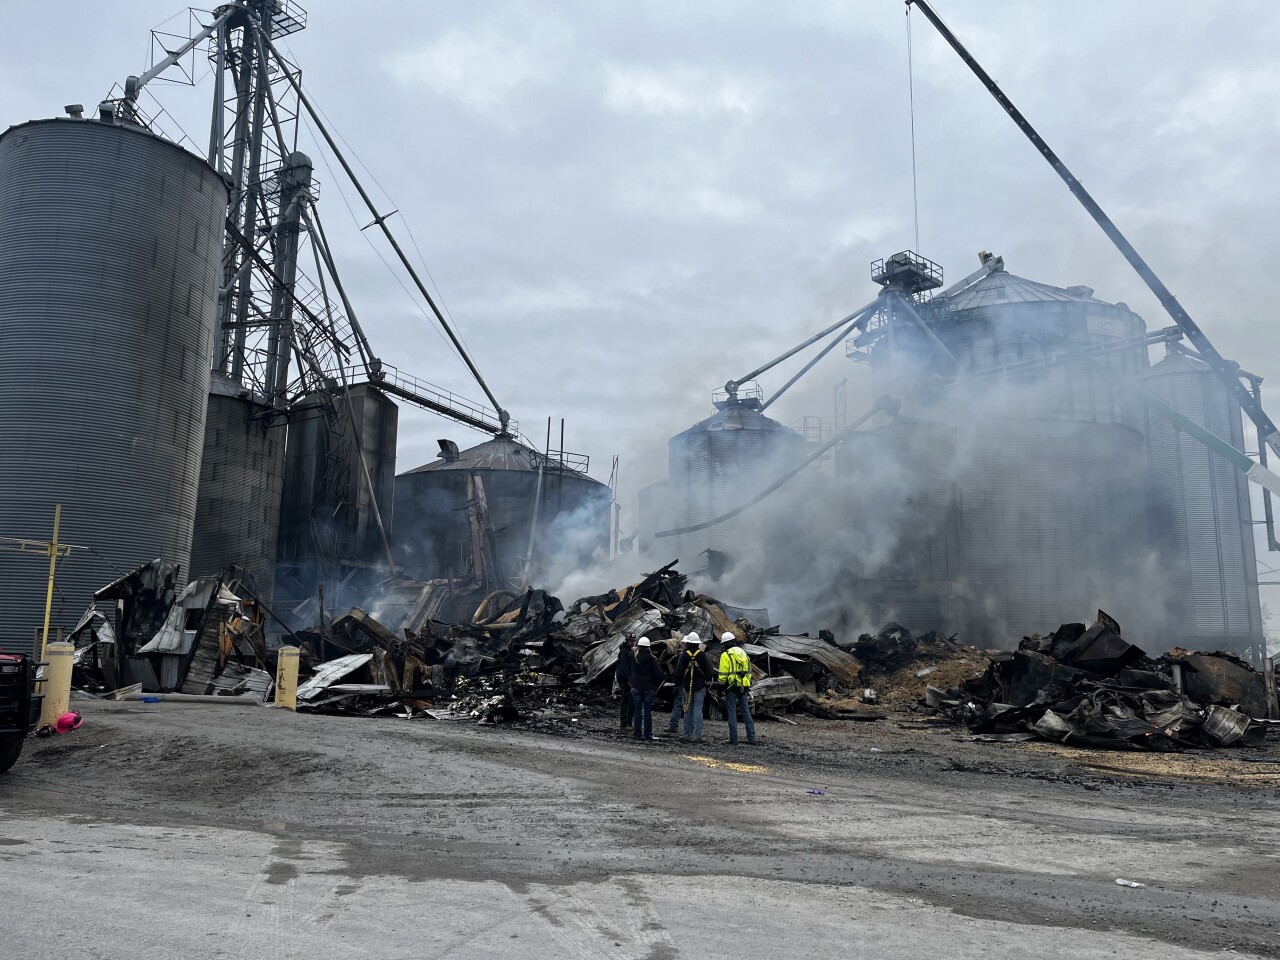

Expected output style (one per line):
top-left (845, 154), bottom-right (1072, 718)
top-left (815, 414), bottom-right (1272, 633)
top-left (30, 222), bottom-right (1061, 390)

top-left (629, 637), bottom-right (663, 741)
top-left (665, 633), bottom-right (712, 741)
top-left (717, 631), bottom-right (757, 745)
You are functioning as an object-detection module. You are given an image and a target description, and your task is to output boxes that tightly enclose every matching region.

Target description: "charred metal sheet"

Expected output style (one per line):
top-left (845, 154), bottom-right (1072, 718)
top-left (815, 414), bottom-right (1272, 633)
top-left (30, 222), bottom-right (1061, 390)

top-left (93, 560), bottom-right (180, 660)
top-left (740, 643), bottom-right (802, 662)
top-left (297, 654), bottom-right (373, 700)
top-left (753, 634), bottom-right (862, 686)
top-left (1202, 705), bottom-right (1251, 745)
top-left (1177, 653), bottom-right (1270, 719)
top-left (750, 675), bottom-right (806, 705)
top-left (1054, 623), bottom-right (1144, 676)
top-left (581, 608), bottom-right (667, 685)
top-left (852, 622), bottom-right (916, 673)
top-left (1266, 657), bottom-right (1278, 719)
top-left (709, 601), bottom-right (771, 629)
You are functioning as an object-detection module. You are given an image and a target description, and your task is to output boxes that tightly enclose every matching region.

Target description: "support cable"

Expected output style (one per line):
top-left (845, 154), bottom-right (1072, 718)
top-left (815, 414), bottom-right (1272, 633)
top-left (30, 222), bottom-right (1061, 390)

top-left (906, 4), bottom-right (921, 252)
top-left (282, 62), bottom-right (475, 358)
top-left (304, 203), bottom-right (376, 371)
top-left (300, 126), bottom-right (461, 362)
top-left (255, 21), bottom-right (510, 431)
top-left (306, 221), bottom-right (398, 574)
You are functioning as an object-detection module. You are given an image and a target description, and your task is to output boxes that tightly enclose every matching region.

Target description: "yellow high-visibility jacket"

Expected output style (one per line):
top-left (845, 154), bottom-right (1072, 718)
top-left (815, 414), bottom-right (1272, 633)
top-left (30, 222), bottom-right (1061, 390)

top-left (717, 646), bottom-right (752, 689)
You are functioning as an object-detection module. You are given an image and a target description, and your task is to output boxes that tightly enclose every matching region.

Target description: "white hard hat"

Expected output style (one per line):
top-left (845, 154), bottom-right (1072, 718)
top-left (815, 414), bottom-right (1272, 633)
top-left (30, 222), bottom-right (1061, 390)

top-left (721, 632), bottom-right (736, 643)
top-left (637, 637), bottom-right (651, 647)
top-left (685, 632), bottom-right (700, 644)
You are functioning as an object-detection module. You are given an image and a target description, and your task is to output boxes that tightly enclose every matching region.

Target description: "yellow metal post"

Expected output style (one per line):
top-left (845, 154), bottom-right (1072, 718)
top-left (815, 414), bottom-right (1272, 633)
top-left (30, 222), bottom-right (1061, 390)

top-left (38, 504), bottom-right (62, 666)
top-left (39, 642), bottom-right (74, 727)
top-left (275, 646), bottom-right (299, 710)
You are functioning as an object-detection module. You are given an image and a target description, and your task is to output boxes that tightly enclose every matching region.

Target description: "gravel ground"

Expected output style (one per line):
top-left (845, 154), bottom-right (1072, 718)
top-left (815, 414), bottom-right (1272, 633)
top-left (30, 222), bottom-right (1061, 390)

top-left (1, 698), bottom-right (1277, 959)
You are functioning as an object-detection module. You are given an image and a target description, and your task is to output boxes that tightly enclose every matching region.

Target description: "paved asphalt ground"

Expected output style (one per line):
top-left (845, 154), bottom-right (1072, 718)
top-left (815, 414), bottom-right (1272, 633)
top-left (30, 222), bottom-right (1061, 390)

top-left (1, 700), bottom-right (1277, 959)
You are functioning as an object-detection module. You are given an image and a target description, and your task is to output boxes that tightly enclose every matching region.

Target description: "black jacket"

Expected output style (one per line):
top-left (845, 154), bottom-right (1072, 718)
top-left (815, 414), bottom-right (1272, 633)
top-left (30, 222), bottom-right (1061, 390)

top-left (674, 650), bottom-right (712, 692)
top-left (630, 649), bottom-right (664, 694)
top-left (616, 644), bottom-right (635, 686)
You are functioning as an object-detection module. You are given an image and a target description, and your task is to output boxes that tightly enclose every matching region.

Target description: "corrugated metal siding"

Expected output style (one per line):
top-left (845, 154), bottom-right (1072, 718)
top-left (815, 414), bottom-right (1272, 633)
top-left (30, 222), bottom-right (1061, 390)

top-left (667, 402), bottom-right (806, 572)
top-left (957, 420), bottom-right (1148, 640)
top-left (835, 420), bottom-right (960, 582)
top-left (189, 391), bottom-right (286, 605)
top-left (1142, 356), bottom-right (1262, 649)
top-left (0, 119), bottom-right (227, 655)
top-left (394, 438), bottom-right (611, 583)
top-left (277, 385), bottom-right (398, 566)
top-left (861, 271), bottom-right (1159, 640)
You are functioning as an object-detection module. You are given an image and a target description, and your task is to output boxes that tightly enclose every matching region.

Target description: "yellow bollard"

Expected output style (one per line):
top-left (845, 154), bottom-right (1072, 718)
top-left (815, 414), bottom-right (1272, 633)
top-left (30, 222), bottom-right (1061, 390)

top-left (274, 646), bottom-right (299, 711)
top-left (39, 641), bottom-right (74, 728)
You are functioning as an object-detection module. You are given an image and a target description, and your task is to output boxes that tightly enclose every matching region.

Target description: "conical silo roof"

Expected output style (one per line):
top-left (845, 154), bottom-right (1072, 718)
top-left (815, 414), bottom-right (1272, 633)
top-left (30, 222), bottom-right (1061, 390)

top-left (941, 263), bottom-right (1106, 312)
top-left (403, 434), bottom-right (596, 483)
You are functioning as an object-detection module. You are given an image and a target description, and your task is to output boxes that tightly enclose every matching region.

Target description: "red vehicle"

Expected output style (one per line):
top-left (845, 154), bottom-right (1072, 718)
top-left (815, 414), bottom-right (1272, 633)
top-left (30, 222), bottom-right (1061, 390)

top-left (0, 653), bottom-right (39, 773)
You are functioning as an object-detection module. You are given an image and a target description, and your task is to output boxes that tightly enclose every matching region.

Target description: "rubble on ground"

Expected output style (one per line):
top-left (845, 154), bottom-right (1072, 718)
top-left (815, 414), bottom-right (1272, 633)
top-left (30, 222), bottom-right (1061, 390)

top-left (926, 613), bottom-right (1276, 751)
top-left (63, 562), bottom-right (1277, 752)
top-left (68, 560), bottom-right (270, 697)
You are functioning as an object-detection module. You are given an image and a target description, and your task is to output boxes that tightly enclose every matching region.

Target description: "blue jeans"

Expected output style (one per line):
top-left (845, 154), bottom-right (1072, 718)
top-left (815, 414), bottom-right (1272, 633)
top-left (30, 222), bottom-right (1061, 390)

top-left (725, 687), bottom-right (756, 744)
top-left (670, 688), bottom-right (705, 739)
top-left (631, 689), bottom-right (655, 740)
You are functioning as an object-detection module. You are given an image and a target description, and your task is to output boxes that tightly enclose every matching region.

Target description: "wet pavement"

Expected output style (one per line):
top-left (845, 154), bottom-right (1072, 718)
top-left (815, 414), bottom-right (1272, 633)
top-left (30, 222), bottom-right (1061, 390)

top-left (1, 701), bottom-right (1276, 958)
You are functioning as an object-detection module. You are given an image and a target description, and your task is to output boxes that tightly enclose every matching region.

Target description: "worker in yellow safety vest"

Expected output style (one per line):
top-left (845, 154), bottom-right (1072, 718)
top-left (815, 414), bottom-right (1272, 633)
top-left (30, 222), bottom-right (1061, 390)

top-left (716, 632), bottom-right (756, 745)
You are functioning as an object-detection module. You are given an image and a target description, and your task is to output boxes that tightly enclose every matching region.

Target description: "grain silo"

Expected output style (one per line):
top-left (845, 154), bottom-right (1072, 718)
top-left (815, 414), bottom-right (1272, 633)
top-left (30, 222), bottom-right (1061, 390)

top-left (833, 418), bottom-right (964, 631)
top-left (1141, 352), bottom-right (1263, 654)
top-left (187, 375), bottom-right (287, 601)
top-left (395, 434), bottom-right (611, 588)
top-left (889, 261), bottom-right (1150, 428)
top-left (954, 419), bottom-right (1151, 639)
top-left (0, 117), bottom-right (228, 655)
top-left (666, 396), bottom-right (806, 581)
top-left (861, 259), bottom-right (1158, 641)
top-left (275, 383), bottom-right (399, 611)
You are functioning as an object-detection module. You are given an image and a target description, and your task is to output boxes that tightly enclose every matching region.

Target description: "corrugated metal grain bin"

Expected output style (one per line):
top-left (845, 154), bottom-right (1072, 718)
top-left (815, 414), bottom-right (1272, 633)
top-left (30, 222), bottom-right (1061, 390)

top-left (273, 384), bottom-right (398, 613)
top-left (666, 397), bottom-right (806, 577)
top-left (395, 434), bottom-right (610, 586)
top-left (861, 262), bottom-right (1165, 642)
top-left (1142, 353), bottom-right (1263, 651)
top-left (955, 419), bottom-right (1153, 641)
top-left (0, 118), bottom-right (228, 655)
top-left (188, 376), bottom-right (287, 604)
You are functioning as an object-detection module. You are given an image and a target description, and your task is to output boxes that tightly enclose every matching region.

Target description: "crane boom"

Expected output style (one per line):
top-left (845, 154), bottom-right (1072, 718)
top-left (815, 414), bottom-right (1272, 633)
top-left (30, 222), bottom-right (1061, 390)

top-left (906, 0), bottom-right (1280, 458)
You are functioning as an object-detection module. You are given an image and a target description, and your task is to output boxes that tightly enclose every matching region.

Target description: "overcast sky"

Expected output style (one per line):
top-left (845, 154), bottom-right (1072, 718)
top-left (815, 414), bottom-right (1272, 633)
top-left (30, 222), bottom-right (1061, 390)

top-left (3, 0), bottom-right (1278, 556)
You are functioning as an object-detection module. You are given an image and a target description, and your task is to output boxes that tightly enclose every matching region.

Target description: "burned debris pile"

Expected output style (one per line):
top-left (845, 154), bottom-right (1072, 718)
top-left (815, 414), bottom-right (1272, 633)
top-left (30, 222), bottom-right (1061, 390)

top-left (844, 623), bottom-right (986, 710)
top-left (284, 560), bottom-right (870, 724)
top-left (926, 614), bottom-right (1276, 751)
top-left (68, 560), bottom-right (272, 699)
top-left (62, 560), bottom-right (1276, 754)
